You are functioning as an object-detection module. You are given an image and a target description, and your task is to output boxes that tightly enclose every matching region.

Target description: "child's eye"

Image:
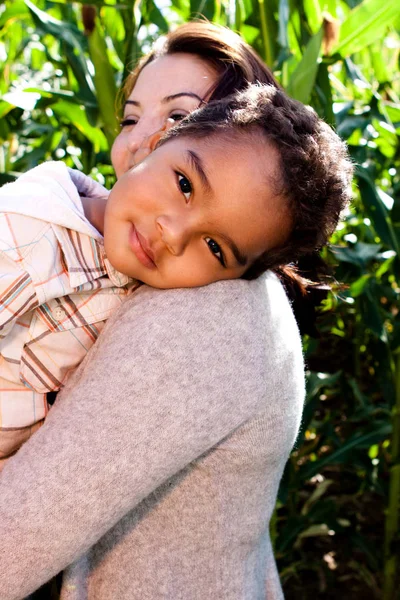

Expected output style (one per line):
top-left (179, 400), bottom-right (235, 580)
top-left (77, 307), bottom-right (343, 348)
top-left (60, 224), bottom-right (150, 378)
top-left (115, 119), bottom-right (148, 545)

top-left (177, 173), bottom-right (192, 201)
top-left (205, 237), bottom-right (226, 267)
top-left (120, 117), bottom-right (139, 128)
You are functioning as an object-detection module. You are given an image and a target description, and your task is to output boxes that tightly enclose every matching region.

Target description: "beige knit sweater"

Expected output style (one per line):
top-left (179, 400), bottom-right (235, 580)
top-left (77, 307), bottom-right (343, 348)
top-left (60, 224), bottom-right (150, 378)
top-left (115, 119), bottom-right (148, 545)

top-left (0, 273), bottom-right (304, 599)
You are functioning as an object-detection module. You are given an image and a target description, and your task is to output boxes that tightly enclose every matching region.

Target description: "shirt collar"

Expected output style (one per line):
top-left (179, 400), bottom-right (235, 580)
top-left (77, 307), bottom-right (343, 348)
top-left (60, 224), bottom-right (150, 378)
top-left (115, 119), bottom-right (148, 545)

top-left (53, 226), bottom-right (132, 289)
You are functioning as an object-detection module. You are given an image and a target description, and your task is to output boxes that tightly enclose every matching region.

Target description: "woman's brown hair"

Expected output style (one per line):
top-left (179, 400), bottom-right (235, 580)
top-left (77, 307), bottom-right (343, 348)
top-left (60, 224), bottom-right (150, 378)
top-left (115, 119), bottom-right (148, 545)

top-left (122, 21), bottom-right (280, 107)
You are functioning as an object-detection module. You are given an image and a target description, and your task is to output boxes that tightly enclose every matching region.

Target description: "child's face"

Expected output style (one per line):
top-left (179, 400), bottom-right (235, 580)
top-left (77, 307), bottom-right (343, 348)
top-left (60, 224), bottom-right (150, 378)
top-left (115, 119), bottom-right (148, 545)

top-left (104, 134), bottom-right (290, 289)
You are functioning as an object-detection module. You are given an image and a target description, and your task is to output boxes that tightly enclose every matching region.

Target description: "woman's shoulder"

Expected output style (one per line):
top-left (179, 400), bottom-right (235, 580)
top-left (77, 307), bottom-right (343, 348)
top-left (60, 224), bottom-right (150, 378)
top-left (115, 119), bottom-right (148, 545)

top-left (105, 273), bottom-right (302, 373)
top-left (122, 272), bottom-right (296, 331)
top-left (103, 272), bottom-right (304, 425)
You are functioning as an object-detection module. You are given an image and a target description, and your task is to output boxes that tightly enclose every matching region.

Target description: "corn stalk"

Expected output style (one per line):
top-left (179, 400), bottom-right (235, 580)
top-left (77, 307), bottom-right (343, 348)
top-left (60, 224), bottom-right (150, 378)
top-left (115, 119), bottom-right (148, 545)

top-left (83, 6), bottom-right (119, 149)
top-left (383, 350), bottom-right (400, 600)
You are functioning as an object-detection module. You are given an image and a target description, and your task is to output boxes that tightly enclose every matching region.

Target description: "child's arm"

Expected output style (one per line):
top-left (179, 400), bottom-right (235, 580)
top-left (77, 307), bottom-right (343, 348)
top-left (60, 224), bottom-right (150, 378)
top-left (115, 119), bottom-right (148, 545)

top-left (0, 215), bottom-right (39, 337)
top-left (67, 167), bottom-right (109, 200)
top-left (80, 195), bottom-right (108, 235)
top-left (68, 168), bottom-right (109, 234)
top-left (0, 163), bottom-right (107, 336)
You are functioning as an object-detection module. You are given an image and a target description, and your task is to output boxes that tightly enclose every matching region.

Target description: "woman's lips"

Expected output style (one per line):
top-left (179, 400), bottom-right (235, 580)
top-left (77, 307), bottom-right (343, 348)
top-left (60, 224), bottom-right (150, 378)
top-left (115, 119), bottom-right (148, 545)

top-left (128, 225), bottom-right (156, 269)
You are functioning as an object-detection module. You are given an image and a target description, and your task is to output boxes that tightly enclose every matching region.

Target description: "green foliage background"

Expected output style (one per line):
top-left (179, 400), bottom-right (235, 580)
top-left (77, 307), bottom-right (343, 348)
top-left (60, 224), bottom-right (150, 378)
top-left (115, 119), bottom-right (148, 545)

top-left (1, 0), bottom-right (400, 598)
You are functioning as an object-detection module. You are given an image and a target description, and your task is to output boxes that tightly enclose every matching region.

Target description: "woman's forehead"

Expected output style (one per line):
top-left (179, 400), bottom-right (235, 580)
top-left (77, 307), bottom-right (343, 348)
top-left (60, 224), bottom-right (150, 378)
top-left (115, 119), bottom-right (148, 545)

top-left (132, 53), bottom-right (218, 99)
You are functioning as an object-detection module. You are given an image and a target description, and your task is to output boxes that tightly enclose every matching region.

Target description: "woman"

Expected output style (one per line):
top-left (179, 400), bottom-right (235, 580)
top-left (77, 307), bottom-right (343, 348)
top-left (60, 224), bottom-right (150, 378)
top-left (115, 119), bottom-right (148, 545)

top-left (112, 21), bottom-right (279, 176)
top-left (0, 23), bottom-right (306, 599)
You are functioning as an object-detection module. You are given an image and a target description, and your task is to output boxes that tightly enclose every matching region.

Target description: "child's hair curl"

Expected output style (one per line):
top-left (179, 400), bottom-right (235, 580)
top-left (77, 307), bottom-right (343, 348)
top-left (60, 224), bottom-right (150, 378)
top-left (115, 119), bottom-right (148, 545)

top-left (160, 84), bottom-right (353, 280)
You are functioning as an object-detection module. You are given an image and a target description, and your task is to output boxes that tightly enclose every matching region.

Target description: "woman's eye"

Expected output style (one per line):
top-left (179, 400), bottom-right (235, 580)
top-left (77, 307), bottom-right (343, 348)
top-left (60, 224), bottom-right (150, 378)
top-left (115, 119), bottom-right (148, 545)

top-left (169, 112), bottom-right (186, 122)
top-left (205, 237), bottom-right (225, 267)
top-left (177, 173), bottom-right (192, 201)
top-left (120, 117), bottom-right (138, 128)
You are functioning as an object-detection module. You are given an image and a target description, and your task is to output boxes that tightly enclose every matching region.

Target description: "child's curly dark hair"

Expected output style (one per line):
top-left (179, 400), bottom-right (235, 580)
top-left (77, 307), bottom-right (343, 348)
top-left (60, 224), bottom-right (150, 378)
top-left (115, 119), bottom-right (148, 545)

top-left (160, 84), bottom-right (353, 280)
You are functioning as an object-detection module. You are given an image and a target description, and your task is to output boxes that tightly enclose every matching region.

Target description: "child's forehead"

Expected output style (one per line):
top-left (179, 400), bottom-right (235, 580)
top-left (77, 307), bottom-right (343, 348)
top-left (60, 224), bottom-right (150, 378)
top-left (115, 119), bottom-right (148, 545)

top-left (159, 131), bottom-right (278, 194)
top-left (168, 130), bottom-right (280, 193)
top-left (169, 126), bottom-right (267, 155)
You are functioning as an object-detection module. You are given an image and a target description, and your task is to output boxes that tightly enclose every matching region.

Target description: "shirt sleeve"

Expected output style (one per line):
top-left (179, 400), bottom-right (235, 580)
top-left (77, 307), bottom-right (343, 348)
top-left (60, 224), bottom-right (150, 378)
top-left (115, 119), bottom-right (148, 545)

top-left (0, 218), bottom-right (38, 338)
top-left (0, 277), bottom-right (301, 599)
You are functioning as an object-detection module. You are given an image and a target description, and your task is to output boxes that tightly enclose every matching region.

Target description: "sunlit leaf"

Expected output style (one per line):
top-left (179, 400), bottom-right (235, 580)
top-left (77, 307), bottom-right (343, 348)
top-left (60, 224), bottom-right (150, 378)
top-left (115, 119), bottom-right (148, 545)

top-left (286, 27), bottom-right (323, 104)
top-left (190, 0), bottom-right (216, 20)
top-left (331, 0), bottom-right (400, 58)
top-left (0, 0), bottom-right (29, 28)
top-left (24, 0), bottom-right (85, 50)
top-left (52, 101), bottom-right (108, 152)
top-left (350, 274), bottom-right (371, 297)
top-left (303, 0), bottom-right (322, 35)
top-left (86, 15), bottom-right (119, 147)
top-left (356, 166), bottom-right (400, 255)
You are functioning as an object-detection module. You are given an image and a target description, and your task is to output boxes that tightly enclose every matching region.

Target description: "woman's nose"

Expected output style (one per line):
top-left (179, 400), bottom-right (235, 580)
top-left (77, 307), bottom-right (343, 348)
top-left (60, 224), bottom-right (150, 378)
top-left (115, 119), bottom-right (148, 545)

top-left (124, 116), bottom-right (159, 154)
top-left (156, 213), bottom-right (192, 256)
top-left (133, 119), bottom-right (176, 166)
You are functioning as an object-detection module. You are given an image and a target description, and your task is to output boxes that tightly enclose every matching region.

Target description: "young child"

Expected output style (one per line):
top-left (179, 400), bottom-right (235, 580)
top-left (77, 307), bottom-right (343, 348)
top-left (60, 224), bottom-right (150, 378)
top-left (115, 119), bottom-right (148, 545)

top-left (0, 84), bottom-right (353, 468)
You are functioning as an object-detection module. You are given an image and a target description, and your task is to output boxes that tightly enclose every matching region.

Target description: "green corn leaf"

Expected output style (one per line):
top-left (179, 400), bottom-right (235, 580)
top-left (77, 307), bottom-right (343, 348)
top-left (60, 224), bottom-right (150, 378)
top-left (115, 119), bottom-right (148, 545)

top-left (356, 166), bottom-right (400, 256)
top-left (303, 0), bottom-right (322, 35)
top-left (299, 422), bottom-right (392, 481)
top-left (86, 16), bottom-right (119, 148)
top-left (143, 0), bottom-right (169, 31)
top-left (0, 100), bottom-right (16, 120)
top-left (171, 0), bottom-right (190, 20)
top-left (349, 274), bottom-right (372, 297)
top-left (24, 0), bottom-right (85, 50)
top-left (360, 288), bottom-right (386, 339)
top-left (257, 0), bottom-right (277, 66)
top-left (24, 0), bottom-right (97, 106)
top-left (286, 27), bottom-right (323, 104)
top-left (385, 103), bottom-right (400, 125)
top-left (369, 43), bottom-right (389, 84)
top-left (278, 0), bottom-right (290, 49)
top-left (52, 101), bottom-right (108, 153)
top-left (0, 0), bottom-right (29, 29)
top-left (63, 45), bottom-right (97, 107)
top-left (315, 62), bottom-right (334, 125)
top-left (331, 0), bottom-right (400, 58)
top-left (190, 0), bottom-right (216, 20)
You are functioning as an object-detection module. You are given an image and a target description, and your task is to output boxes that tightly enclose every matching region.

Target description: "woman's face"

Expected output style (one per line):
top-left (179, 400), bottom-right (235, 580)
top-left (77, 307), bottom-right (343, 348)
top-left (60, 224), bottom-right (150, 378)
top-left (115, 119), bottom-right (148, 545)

top-left (111, 53), bottom-right (218, 178)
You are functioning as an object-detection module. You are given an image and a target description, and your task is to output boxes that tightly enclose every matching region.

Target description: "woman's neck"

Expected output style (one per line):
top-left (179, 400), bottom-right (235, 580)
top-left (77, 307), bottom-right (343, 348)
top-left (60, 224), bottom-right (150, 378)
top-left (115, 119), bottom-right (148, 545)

top-left (80, 195), bottom-right (108, 236)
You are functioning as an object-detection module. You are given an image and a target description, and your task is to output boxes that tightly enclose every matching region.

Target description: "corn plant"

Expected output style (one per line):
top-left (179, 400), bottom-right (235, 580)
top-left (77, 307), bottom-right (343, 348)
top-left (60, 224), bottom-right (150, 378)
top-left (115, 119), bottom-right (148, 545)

top-left (1, 0), bottom-right (400, 597)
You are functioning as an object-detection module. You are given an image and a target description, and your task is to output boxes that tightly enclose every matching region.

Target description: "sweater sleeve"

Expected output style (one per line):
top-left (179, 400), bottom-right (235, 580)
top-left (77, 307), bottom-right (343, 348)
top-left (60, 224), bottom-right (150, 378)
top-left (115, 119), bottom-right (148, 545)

top-left (0, 275), bottom-right (303, 599)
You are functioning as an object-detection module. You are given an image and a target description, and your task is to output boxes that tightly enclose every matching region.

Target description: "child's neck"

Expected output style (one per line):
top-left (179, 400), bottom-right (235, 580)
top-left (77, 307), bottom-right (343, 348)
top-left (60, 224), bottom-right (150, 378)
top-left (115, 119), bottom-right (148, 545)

top-left (80, 195), bottom-right (107, 236)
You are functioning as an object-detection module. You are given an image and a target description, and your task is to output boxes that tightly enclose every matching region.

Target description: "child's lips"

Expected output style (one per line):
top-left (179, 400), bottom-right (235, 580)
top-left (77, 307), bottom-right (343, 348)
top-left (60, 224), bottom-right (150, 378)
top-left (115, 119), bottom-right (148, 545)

top-left (129, 225), bottom-right (156, 269)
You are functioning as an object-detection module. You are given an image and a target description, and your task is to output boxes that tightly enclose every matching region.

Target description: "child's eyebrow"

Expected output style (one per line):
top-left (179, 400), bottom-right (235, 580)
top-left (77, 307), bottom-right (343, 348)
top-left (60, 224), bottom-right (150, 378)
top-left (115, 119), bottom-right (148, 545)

top-left (219, 233), bottom-right (248, 267)
top-left (186, 150), bottom-right (212, 195)
top-left (186, 150), bottom-right (248, 268)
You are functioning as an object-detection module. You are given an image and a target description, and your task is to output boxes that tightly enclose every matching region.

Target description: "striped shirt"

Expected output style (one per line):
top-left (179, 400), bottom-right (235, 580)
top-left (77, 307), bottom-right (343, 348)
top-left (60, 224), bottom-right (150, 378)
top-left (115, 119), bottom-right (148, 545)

top-left (0, 162), bottom-right (136, 429)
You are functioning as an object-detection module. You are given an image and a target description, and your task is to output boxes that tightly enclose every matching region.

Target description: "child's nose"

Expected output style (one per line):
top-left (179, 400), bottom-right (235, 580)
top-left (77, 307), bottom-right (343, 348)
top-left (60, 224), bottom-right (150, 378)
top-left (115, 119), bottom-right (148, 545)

top-left (156, 213), bottom-right (192, 256)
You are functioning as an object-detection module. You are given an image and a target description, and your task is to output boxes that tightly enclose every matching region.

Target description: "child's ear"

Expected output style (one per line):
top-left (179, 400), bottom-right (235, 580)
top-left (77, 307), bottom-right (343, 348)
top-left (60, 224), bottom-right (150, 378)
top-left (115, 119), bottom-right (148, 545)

top-left (133, 122), bottom-right (172, 167)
